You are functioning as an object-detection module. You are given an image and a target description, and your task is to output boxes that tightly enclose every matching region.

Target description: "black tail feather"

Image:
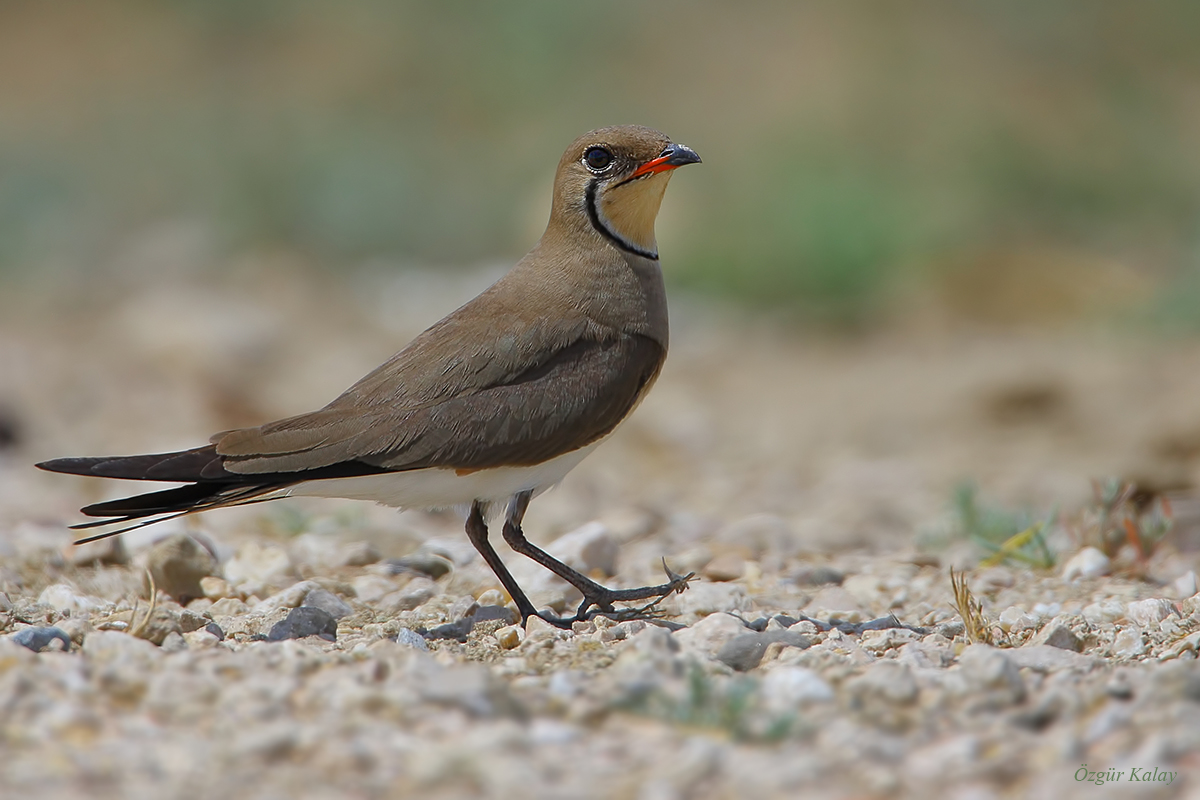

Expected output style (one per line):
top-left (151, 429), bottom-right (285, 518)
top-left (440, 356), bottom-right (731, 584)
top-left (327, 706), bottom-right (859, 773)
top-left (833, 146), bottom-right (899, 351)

top-left (70, 493), bottom-right (283, 544)
top-left (80, 483), bottom-right (232, 517)
top-left (68, 481), bottom-right (290, 543)
top-left (38, 446), bottom-right (389, 542)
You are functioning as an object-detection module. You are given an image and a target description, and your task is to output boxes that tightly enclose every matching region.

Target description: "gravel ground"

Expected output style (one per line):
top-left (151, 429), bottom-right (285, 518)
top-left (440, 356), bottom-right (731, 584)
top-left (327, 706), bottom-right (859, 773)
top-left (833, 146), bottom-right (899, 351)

top-left (4, 259), bottom-right (1200, 799)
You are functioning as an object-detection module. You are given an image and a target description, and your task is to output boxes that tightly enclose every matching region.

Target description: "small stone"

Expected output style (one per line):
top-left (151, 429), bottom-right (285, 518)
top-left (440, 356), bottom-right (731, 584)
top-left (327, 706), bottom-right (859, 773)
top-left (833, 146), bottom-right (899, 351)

top-left (200, 576), bottom-right (233, 600)
top-left (449, 596), bottom-right (479, 621)
top-left (302, 588), bottom-right (354, 620)
top-left (859, 628), bottom-right (922, 654)
top-left (897, 641), bottom-right (952, 669)
top-left (132, 608), bottom-right (182, 646)
top-left (82, 630), bottom-right (161, 672)
top-left (335, 541), bottom-right (381, 567)
top-left (11, 626), bottom-right (72, 652)
top-left (1112, 627), bottom-right (1146, 658)
top-left (1105, 673), bottom-right (1134, 699)
top-left (938, 620), bottom-right (966, 639)
top-left (476, 589), bottom-right (504, 607)
top-left (1031, 602), bottom-right (1062, 619)
top-left (1147, 660), bottom-right (1200, 700)
top-left (1008, 644), bottom-right (1096, 672)
top-left (494, 625), bottom-right (524, 650)
top-left (67, 536), bottom-right (128, 568)
top-left (353, 574), bottom-right (401, 602)
top-left (1159, 630), bottom-right (1200, 661)
top-left (1125, 598), bottom-right (1174, 629)
top-left (267, 607), bottom-right (337, 642)
top-left (183, 628), bottom-right (221, 649)
top-left (546, 521), bottom-right (619, 578)
top-left (1061, 546), bottom-right (1110, 581)
top-left (387, 551), bottom-right (452, 579)
top-left (207, 597), bottom-right (249, 616)
top-left (802, 585), bottom-right (864, 620)
top-left (628, 624), bottom-right (680, 656)
top-left (524, 615), bottom-right (561, 641)
top-left (472, 605), bottom-right (517, 625)
top-left (178, 609), bottom-right (209, 633)
top-left (617, 620), bottom-right (646, 638)
top-left (702, 552), bottom-right (746, 582)
top-left (761, 666), bottom-right (834, 705)
top-left (254, 580), bottom-right (323, 612)
top-left (160, 631), bottom-right (187, 652)
top-left (204, 622), bottom-right (225, 640)
top-left (957, 645), bottom-right (1026, 708)
top-left (678, 582), bottom-right (753, 615)
top-left (846, 661), bottom-right (919, 709)
top-left (672, 612), bottom-right (749, 657)
top-left (416, 663), bottom-right (512, 717)
top-left (144, 534), bottom-right (218, 602)
top-left (0, 593), bottom-right (10, 612)
top-left (224, 541), bottom-right (292, 587)
top-left (716, 630), bottom-right (811, 671)
top-left (394, 628), bottom-right (428, 650)
top-left (997, 606), bottom-right (1039, 633)
top-left (788, 565), bottom-right (845, 586)
top-left (1173, 570), bottom-right (1197, 598)
top-left (56, 617), bottom-right (90, 645)
top-left (1082, 600), bottom-right (1124, 625)
top-left (36, 583), bottom-right (97, 613)
top-left (1030, 619), bottom-right (1083, 652)
top-left (381, 577), bottom-right (438, 612)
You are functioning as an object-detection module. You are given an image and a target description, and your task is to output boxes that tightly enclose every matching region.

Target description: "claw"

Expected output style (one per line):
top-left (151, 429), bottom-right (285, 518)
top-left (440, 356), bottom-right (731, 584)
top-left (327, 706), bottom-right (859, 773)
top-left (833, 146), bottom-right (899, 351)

top-left (661, 558), bottom-right (695, 594)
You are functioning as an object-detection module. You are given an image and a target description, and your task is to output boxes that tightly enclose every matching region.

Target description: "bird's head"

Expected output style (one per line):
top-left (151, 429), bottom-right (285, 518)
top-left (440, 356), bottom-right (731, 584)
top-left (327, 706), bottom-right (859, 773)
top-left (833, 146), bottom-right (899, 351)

top-left (549, 125), bottom-right (701, 260)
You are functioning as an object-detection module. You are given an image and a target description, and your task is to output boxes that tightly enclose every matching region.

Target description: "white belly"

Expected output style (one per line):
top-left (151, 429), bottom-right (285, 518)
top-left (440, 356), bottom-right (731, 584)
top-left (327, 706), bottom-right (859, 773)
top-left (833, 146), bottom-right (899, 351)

top-left (285, 442), bottom-right (600, 511)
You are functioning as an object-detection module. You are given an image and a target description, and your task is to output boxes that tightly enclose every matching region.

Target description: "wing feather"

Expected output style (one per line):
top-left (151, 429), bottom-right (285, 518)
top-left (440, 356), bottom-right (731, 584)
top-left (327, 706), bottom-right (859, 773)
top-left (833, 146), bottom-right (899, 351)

top-left (217, 334), bottom-right (664, 475)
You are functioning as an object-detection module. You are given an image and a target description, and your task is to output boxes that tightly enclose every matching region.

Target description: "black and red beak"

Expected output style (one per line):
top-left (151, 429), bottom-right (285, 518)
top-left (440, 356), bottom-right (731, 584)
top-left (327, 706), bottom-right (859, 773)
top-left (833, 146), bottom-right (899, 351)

top-left (626, 143), bottom-right (702, 181)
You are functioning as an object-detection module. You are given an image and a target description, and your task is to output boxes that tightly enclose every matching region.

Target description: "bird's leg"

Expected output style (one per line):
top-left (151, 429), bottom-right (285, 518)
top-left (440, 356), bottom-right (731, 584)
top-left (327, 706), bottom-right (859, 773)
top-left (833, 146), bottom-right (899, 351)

top-left (501, 491), bottom-right (693, 628)
top-left (464, 501), bottom-right (540, 624)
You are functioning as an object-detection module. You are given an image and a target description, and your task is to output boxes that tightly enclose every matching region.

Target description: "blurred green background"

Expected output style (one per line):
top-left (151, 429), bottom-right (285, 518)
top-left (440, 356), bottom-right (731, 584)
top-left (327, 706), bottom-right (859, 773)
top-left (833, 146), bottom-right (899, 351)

top-left (3, 1), bottom-right (1200, 327)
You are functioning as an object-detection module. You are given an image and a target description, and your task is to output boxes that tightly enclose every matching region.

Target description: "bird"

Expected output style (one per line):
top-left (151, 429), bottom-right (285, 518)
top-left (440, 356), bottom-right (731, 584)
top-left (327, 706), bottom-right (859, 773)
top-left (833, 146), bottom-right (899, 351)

top-left (37, 124), bottom-right (702, 628)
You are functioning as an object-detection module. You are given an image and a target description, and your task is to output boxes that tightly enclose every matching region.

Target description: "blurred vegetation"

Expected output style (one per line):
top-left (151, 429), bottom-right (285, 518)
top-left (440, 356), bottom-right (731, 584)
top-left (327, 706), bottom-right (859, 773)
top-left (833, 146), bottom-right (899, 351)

top-left (925, 480), bottom-right (1174, 571)
top-left (3, 1), bottom-right (1200, 326)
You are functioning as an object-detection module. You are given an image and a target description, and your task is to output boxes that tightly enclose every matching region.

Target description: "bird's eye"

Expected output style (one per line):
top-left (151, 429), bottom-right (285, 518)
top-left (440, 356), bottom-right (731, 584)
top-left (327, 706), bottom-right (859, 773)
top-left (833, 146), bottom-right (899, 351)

top-left (584, 147), bottom-right (613, 171)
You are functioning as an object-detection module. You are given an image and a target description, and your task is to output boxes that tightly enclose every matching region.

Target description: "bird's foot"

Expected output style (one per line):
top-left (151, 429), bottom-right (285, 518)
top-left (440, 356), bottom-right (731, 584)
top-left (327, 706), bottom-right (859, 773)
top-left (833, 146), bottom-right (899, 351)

top-left (527, 559), bottom-right (695, 629)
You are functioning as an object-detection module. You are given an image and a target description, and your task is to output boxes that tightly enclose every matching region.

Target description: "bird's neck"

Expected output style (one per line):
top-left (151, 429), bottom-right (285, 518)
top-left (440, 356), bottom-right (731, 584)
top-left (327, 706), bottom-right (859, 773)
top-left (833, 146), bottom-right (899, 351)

top-left (519, 230), bottom-right (670, 350)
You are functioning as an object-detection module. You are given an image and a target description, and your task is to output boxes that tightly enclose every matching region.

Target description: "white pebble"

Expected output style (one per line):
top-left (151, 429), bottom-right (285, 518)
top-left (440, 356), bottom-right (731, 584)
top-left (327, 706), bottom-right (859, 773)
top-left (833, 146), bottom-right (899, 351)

top-left (1173, 570), bottom-right (1197, 598)
top-left (394, 628), bottom-right (429, 650)
top-left (1112, 627), bottom-right (1146, 658)
top-left (476, 589), bottom-right (504, 607)
top-left (1082, 600), bottom-right (1125, 625)
top-left (997, 606), bottom-right (1038, 632)
top-left (1061, 547), bottom-right (1110, 581)
top-left (1125, 598), bottom-right (1174, 629)
top-left (223, 542), bottom-right (292, 586)
top-left (761, 666), bottom-right (834, 705)
top-left (36, 584), bottom-right (97, 613)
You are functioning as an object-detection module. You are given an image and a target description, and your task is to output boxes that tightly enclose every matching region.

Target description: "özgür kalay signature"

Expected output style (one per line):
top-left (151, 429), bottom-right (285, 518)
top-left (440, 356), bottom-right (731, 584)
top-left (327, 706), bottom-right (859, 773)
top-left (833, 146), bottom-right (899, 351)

top-left (1075, 764), bottom-right (1178, 786)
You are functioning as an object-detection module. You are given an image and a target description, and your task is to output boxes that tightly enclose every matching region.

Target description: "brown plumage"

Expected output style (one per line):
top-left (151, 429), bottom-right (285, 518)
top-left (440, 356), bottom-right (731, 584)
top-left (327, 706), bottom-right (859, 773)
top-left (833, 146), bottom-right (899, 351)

top-left (38, 125), bottom-right (701, 627)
